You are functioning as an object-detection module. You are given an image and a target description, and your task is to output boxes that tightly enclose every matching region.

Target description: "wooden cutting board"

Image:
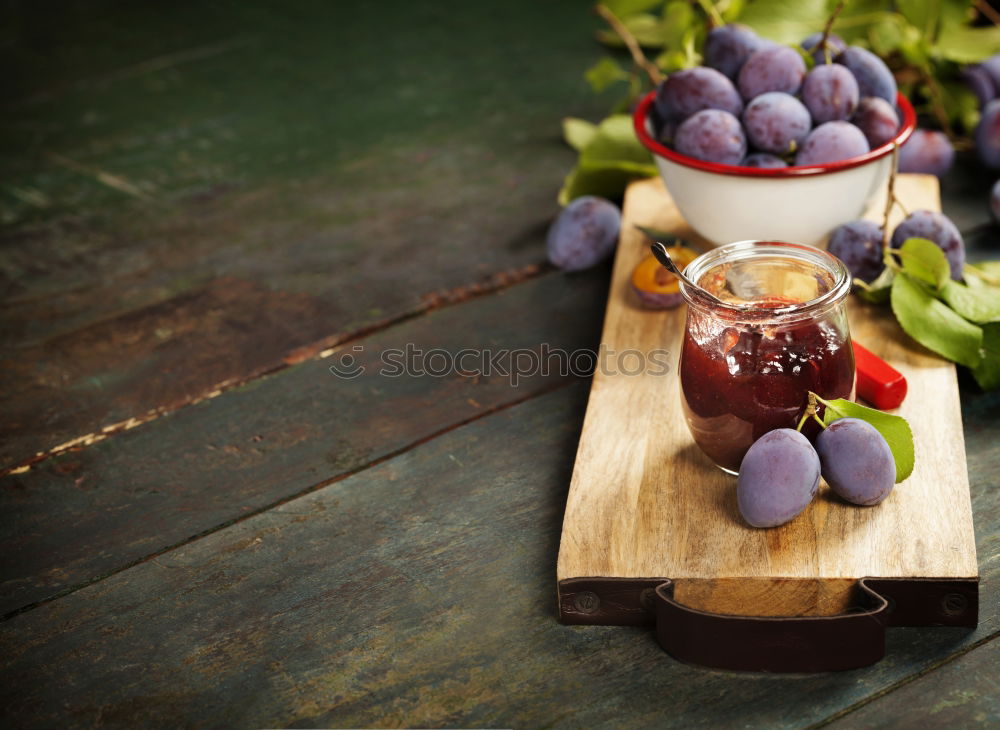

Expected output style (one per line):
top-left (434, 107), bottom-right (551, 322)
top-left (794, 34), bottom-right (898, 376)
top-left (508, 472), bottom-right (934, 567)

top-left (556, 174), bottom-right (978, 623)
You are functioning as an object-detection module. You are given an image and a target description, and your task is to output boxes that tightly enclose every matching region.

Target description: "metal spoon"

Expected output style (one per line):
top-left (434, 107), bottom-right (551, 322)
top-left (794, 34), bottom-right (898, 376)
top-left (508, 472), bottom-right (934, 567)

top-left (649, 240), bottom-right (726, 307)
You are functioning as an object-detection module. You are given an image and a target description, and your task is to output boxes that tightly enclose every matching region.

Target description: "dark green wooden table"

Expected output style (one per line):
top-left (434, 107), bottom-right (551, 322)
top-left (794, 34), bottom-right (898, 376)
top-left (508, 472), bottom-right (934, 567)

top-left (1, 2), bottom-right (997, 727)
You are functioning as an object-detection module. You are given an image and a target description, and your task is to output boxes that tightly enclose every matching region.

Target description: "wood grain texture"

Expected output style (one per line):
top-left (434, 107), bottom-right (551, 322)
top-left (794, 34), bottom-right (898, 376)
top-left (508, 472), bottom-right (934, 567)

top-left (0, 1), bottom-right (996, 723)
top-left (557, 175), bottom-right (978, 616)
top-left (0, 0), bottom-right (607, 469)
top-left (0, 386), bottom-right (996, 729)
top-left (825, 639), bottom-right (999, 728)
top-left (0, 269), bottom-right (607, 615)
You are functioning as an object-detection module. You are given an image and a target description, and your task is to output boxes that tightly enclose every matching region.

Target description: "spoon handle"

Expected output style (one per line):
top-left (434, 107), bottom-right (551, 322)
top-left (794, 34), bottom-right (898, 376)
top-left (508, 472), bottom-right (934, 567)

top-left (649, 241), bottom-right (685, 277)
top-left (649, 241), bottom-right (726, 307)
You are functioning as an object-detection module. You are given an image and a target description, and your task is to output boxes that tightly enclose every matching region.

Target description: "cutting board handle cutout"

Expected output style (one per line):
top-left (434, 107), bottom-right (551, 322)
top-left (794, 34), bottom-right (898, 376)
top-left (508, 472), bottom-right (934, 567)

top-left (559, 577), bottom-right (978, 672)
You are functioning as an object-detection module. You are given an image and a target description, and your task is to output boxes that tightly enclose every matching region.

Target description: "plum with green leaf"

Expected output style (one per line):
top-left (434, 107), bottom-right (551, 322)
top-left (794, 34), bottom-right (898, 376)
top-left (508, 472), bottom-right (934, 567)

top-left (890, 210), bottom-right (965, 281)
top-left (816, 418), bottom-right (895, 505)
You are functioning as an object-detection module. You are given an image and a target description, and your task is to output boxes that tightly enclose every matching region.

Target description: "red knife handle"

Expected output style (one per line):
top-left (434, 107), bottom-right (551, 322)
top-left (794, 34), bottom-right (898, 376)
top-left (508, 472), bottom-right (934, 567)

top-left (853, 341), bottom-right (907, 410)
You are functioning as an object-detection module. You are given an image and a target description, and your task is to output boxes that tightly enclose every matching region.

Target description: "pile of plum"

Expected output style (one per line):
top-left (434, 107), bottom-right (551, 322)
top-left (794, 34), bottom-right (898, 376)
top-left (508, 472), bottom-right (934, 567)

top-left (964, 54), bottom-right (1000, 170)
top-left (895, 53), bottom-right (1000, 188)
top-left (963, 54), bottom-right (1000, 222)
top-left (651, 25), bottom-right (900, 168)
top-left (895, 52), bottom-right (1000, 216)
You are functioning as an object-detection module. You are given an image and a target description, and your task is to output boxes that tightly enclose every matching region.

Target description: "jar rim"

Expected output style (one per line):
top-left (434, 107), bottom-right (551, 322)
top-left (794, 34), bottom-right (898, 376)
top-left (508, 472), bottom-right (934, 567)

top-left (679, 240), bottom-right (852, 321)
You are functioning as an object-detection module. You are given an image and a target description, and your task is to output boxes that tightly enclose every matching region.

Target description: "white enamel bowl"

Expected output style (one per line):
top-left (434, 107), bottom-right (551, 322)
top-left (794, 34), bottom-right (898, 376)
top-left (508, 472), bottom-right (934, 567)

top-left (633, 91), bottom-right (916, 247)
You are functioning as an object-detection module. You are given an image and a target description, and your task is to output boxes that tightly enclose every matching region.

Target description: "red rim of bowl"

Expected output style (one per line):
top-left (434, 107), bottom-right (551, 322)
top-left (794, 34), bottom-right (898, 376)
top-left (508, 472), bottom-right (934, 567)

top-left (633, 89), bottom-right (916, 177)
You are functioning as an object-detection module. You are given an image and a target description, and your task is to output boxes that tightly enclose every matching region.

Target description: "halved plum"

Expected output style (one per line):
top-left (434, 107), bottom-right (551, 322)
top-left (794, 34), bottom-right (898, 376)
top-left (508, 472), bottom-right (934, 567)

top-left (630, 245), bottom-right (699, 309)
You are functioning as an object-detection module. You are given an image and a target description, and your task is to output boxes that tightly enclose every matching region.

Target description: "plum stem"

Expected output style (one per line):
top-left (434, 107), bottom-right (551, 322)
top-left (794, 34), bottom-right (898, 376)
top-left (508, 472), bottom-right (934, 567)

top-left (918, 66), bottom-right (956, 140)
top-left (817, 0), bottom-right (846, 64)
top-left (595, 4), bottom-right (664, 85)
top-left (693, 0), bottom-right (724, 28)
top-left (975, 0), bottom-right (1000, 28)
top-left (797, 392), bottom-right (828, 432)
top-left (881, 142), bottom-right (900, 251)
top-left (809, 390), bottom-right (846, 428)
top-left (882, 248), bottom-right (904, 273)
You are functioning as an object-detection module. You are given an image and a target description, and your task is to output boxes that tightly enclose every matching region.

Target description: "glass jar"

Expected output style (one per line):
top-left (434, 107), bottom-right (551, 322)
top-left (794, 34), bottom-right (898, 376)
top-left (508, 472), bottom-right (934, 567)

top-left (678, 240), bottom-right (855, 474)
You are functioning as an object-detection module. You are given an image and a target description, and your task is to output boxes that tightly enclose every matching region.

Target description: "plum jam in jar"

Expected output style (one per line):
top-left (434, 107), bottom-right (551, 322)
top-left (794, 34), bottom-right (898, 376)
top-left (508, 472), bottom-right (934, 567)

top-left (678, 240), bottom-right (855, 474)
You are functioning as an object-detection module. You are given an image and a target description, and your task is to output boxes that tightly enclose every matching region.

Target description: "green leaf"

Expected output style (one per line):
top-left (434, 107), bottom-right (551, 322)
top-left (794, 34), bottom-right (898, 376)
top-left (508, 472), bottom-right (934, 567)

top-left (558, 115), bottom-right (658, 204)
top-left (584, 57), bottom-right (629, 93)
top-left (656, 49), bottom-right (690, 73)
top-left (867, 14), bottom-right (905, 56)
top-left (897, 23), bottom-right (931, 66)
top-left (970, 261), bottom-right (1000, 276)
top-left (596, 13), bottom-right (668, 48)
top-left (580, 114), bottom-right (654, 165)
top-left (601, 0), bottom-right (665, 17)
top-left (940, 0), bottom-right (972, 25)
top-left (935, 21), bottom-right (1000, 63)
top-left (966, 261), bottom-right (1000, 285)
top-left (681, 24), bottom-right (703, 68)
top-left (940, 80), bottom-right (982, 135)
top-left (854, 265), bottom-right (894, 304)
top-left (820, 399), bottom-right (915, 483)
top-left (965, 269), bottom-right (987, 289)
top-left (562, 118), bottom-right (598, 151)
top-left (972, 323), bottom-right (1000, 390)
top-left (890, 272), bottom-right (983, 368)
top-left (738, 0), bottom-right (829, 44)
top-left (660, 1), bottom-right (696, 49)
top-left (940, 280), bottom-right (1000, 323)
top-left (795, 43), bottom-right (815, 69)
top-left (896, 0), bottom-right (940, 40)
top-left (834, 2), bottom-right (903, 45)
top-left (896, 237), bottom-right (949, 290)
top-left (721, 0), bottom-right (748, 22)
top-left (557, 160), bottom-right (657, 205)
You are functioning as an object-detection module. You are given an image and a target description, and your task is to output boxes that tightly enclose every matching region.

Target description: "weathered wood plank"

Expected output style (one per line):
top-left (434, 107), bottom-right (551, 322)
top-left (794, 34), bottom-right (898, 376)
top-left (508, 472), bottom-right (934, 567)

top-left (0, 268), bottom-right (608, 615)
top-left (0, 385), bottom-right (996, 729)
top-left (824, 639), bottom-right (999, 729)
top-left (0, 0), bottom-right (610, 468)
